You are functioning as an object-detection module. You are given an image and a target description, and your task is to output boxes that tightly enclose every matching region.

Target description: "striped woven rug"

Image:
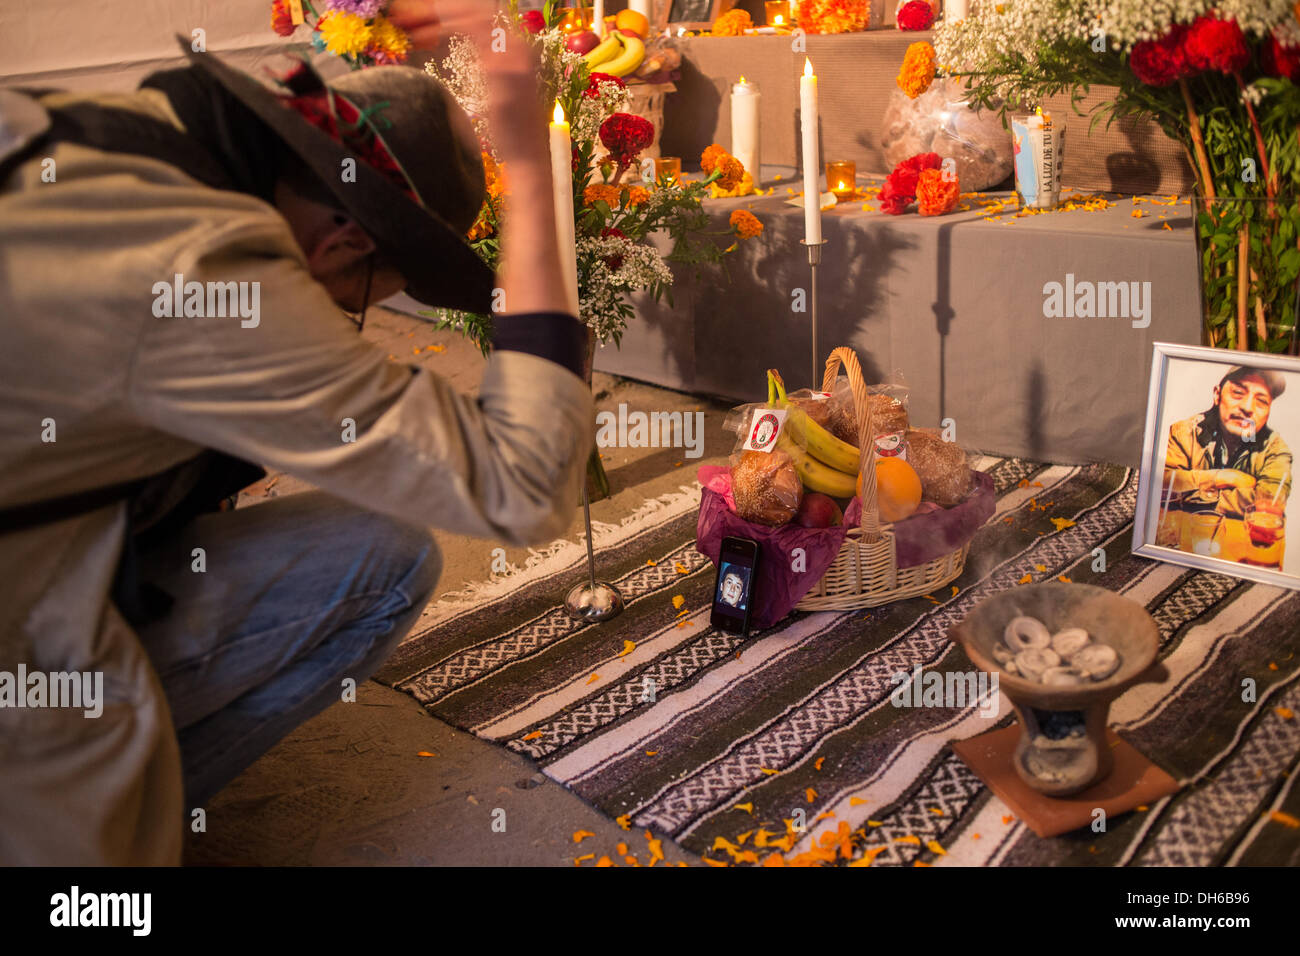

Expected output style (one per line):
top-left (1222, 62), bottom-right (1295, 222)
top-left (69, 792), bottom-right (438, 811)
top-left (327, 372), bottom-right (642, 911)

top-left (376, 457), bottom-right (1300, 866)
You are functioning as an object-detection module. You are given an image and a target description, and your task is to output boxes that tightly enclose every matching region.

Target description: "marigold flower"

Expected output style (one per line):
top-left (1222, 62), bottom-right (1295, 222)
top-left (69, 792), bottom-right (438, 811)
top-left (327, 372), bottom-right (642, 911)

top-left (797, 0), bottom-right (869, 35)
top-left (730, 209), bottom-right (764, 239)
top-left (897, 41), bottom-right (936, 99)
top-left (622, 185), bottom-right (650, 207)
top-left (584, 183), bottom-right (622, 208)
top-left (712, 9), bottom-right (753, 36)
top-left (713, 155), bottom-right (744, 190)
top-left (916, 167), bottom-right (960, 216)
top-left (317, 11), bottom-right (371, 58)
top-left (701, 144), bottom-right (728, 175)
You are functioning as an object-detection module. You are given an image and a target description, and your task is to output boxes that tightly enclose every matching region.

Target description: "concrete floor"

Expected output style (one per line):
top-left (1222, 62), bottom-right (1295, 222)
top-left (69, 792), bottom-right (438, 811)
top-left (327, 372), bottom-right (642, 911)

top-left (182, 306), bottom-right (739, 866)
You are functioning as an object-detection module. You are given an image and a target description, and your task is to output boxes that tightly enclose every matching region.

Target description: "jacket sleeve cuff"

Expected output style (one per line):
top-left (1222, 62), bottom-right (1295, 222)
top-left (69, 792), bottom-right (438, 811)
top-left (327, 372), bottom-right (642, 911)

top-left (490, 312), bottom-right (589, 378)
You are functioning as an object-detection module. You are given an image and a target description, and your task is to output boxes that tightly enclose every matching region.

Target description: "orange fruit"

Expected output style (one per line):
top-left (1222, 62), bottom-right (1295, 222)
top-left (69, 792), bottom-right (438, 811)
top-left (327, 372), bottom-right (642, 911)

top-left (859, 458), bottom-right (922, 523)
top-left (615, 8), bottom-right (650, 37)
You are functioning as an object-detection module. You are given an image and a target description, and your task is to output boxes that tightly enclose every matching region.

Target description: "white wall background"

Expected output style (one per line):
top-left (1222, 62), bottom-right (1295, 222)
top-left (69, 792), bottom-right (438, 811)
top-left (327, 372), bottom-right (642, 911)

top-left (0, 0), bottom-right (314, 92)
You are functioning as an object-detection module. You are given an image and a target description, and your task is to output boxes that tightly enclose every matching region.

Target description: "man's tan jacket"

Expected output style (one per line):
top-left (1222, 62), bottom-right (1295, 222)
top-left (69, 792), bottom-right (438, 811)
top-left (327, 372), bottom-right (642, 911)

top-left (0, 89), bottom-right (593, 864)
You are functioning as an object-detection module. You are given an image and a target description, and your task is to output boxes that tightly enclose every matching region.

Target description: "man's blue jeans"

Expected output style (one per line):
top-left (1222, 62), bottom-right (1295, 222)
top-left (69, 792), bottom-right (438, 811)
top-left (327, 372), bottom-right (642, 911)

top-left (133, 491), bottom-right (440, 808)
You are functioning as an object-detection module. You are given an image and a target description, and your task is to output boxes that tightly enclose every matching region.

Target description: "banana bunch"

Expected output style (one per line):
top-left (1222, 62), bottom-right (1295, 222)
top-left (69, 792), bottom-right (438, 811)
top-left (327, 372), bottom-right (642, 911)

top-left (767, 369), bottom-right (861, 498)
top-left (583, 31), bottom-right (646, 78)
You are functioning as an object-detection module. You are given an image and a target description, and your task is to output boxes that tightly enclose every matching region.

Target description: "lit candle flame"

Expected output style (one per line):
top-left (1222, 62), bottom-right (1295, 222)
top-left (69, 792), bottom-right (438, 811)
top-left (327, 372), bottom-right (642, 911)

top-left (774, 14), bottom-right (783, 24)
top-left (553, 101), bottom-right (566, 125)
top-left (804, 58), bottom-right (813, 77)
top-left (739, 75), bottom-right (747, 84)
top-left (838, 182), bottom-right (846, 191)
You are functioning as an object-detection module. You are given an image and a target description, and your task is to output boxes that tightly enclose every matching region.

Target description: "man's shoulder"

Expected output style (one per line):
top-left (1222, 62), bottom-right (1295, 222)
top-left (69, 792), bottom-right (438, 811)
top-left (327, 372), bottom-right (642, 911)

top-left (1169, 413), bottom-right (1206, 439)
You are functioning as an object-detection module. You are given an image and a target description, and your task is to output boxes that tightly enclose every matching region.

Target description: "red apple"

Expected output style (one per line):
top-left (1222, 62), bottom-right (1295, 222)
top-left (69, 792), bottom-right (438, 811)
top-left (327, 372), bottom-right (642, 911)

top-left (794, 493), bottom-right (844, 529)
top-left (565, 30), bottom-right (601, 55)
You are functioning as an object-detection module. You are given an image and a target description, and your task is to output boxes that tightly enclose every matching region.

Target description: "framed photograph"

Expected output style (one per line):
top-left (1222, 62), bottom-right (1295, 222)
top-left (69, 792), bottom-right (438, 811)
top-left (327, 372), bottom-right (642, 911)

top-left (668, 0), bottom-right (734, 31)
top-left (1134, 342), bottom-right (1300, 588)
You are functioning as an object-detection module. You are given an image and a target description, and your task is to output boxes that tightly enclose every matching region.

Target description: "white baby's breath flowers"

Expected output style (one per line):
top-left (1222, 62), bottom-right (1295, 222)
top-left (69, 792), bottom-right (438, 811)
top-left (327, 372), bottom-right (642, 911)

top-left (1240, 83), bottom-right (1266, 107)
top-left (578, 235), bottom-right (674, 342)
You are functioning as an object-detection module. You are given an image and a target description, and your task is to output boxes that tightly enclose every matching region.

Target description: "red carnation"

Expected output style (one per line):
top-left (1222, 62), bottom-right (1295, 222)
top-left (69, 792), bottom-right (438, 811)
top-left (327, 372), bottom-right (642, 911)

top-left (520, 10), bottom-right (546, 34)
top-left (585, 72), bottom-right (627, 98)
top-left (1129, 24), bottom-right (1189, 87)
top-left (896, 0), bottom-right (934, 31)
top-left (1262, 34), bottom-right (1300, 83)
top-left (600, 226), bottom-right (628, 271)
top-left (1185, 14), bottom-right (1249, 75)
top-left (271, 0), bottom-right (296, 37)
top-left (878, 152), bottom-right (941, 215)
top-left (599, 113), bottom-right (655, 168)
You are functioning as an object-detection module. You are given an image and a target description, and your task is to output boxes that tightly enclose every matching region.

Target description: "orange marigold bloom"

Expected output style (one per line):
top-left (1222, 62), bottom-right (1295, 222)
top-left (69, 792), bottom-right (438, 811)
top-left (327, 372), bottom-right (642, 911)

top-left (916, 167), bottom-right (960, 216)
top-left (583, 183), bottom-right (621, 207)
top-left (730, 209), bottom-right (764, 239)
top-left (622, 185), bottom-right (650, 207)
top-left (797, 0), bottom-right (869, 34)
top-left (701, 143), bottom-right (728, 174)
top-left (897, 41), bottom-right (937, 99)
top-left (712, 9), bottom-right (752, 36)
top-left (715, 155), bottom-right (744, 190)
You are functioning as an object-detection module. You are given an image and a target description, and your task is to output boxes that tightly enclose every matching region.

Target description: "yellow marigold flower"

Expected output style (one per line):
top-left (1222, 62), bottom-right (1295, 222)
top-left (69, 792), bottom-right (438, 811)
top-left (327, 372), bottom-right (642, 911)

top-left (583, 183), bottom-right (621, 207)
top-left (622, 185), bottom-right (650, 207)
top-left (701, 144), bottom-right (728, 175)
top-left (730, 209), bottom-right (763, 240)
top-left (897, 41), bottom-right (936, 100)
top-left (368, 15), bottom-right (411, 61)
top-left (710, 170), bottom-right (754, 198)
top-left (711, 9), bottom-right (752, 36)
top-left (318, 11), bottom-right (371, 58)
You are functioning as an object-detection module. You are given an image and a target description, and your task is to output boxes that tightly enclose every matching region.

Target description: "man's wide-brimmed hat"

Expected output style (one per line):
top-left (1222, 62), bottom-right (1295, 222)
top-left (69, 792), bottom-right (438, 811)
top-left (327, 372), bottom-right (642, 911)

top-left (180, 39), bottom-right (493, 315)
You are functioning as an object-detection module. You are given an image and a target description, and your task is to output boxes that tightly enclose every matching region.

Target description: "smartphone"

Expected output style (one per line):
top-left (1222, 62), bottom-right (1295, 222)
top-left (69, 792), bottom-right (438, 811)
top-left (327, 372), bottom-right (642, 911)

top-left (711, 536), bottom-right (760, 635)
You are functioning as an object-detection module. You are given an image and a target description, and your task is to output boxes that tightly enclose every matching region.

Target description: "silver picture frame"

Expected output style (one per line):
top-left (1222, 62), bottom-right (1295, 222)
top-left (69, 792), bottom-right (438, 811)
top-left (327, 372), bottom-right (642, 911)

top-left (1133, 341), bottom-right (1300, 590)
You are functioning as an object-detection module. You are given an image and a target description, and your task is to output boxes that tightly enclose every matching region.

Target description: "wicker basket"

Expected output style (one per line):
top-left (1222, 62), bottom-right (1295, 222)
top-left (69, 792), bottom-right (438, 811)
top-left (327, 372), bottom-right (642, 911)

top-left (794, 346), bottom-right (971, 610)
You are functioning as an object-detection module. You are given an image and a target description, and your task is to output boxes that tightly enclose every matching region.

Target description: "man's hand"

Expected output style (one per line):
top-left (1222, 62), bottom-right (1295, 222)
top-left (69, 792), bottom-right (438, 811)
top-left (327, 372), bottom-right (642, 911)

top-left (1201, 469), bottom-right (1256, 493)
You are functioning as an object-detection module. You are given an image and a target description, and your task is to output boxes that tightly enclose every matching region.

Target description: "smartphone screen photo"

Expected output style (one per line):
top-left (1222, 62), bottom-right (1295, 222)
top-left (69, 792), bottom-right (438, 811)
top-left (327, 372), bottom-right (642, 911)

top-left (711, 536), bottom-right (760, 635)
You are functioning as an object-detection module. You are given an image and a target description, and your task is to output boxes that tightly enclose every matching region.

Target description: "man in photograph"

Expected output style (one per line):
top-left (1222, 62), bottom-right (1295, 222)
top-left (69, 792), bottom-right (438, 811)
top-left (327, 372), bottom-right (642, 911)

top-left (1164, 366), bottom-right (1293, 517)
top-left (719, 569), bottom-right (747, 609)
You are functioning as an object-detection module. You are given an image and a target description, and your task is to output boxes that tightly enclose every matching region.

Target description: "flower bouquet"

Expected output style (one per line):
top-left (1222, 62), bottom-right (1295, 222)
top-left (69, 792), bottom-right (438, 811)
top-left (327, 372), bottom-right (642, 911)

top-left (270, 0), bottom-right (412, 67)
top-left (932, 2), bottom-right (1300, 353)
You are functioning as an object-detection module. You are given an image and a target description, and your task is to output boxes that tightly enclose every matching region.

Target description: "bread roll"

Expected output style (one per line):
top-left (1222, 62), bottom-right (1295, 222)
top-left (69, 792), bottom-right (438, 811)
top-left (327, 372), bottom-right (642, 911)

top-left (905, 428), bottom-right (971, 506)
top-left (866, 394), bottom-right (909, 438)
top-left (731, 449), bottom-right (802, 526)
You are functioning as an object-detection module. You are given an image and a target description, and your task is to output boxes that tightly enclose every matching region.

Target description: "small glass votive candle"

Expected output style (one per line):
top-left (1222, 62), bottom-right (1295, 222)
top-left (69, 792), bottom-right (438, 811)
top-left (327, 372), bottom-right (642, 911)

top-left (765, 1), bottom-right (792, 27)
top-left (826, 161), bottom-right (856, 202)
top-left (654, 156), bottom-right (682, 184)
top-left (559, 8), bottom-right (583, 32)
top-left (578, 6), bottom-right (595, 29)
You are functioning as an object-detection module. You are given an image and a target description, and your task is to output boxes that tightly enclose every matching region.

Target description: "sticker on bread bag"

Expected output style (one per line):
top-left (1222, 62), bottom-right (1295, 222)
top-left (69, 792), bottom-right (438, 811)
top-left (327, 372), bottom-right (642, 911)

top-left (745, 409), bottom-right (787, 453)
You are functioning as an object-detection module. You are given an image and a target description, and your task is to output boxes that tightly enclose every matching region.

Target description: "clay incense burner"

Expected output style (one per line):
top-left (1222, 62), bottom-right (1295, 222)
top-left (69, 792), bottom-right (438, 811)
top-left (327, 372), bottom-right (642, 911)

top-left (948, 582), bottom-right (1169, 797)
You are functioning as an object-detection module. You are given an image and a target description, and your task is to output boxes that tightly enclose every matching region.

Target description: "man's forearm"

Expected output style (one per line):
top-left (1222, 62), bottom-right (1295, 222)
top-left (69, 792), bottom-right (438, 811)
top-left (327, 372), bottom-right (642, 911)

top-left (497, 163), bottom-right (573, 317)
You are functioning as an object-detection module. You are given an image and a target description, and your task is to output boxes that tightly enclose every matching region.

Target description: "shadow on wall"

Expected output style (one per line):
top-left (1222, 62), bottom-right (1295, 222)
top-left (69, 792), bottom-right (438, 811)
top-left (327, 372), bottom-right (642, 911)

top-left (660, 57), bottom-right (723, 169)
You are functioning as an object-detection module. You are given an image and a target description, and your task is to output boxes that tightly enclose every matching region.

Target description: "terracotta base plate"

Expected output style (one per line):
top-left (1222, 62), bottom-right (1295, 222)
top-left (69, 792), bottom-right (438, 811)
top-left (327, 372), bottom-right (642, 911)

top-left (951, 725), bottom-right (1180, 838)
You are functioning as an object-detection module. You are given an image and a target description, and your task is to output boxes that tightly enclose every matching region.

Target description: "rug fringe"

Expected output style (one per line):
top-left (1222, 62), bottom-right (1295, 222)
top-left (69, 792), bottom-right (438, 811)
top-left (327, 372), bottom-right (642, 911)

top-left (419, 482), bottom-right (703, 622)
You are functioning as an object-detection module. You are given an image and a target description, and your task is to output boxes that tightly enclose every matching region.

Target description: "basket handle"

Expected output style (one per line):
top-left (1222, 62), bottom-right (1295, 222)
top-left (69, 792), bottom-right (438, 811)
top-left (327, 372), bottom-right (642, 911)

top-left (821, 347), bottom-right (881, 542)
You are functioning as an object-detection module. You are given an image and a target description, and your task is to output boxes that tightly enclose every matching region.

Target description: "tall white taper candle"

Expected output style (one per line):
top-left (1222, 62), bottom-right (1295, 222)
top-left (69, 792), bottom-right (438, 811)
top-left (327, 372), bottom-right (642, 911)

top-left (799, 58), bottom-right (822, 244)
top-left (549, 102), bottom-right (580, 315)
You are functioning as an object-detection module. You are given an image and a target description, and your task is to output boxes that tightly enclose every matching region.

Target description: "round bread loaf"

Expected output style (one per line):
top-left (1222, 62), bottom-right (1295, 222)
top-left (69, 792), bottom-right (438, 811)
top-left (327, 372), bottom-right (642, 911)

top-left (865, 394), bottom-right (910, 439)
top-left (731, 448), bottom-right (802, 526)
top-left (904, 428), bottom-right (971, 506)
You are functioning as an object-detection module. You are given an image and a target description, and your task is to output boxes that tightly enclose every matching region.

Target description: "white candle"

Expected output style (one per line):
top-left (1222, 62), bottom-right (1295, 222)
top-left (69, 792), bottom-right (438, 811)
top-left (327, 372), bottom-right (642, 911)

top-left (799, 58), bottom-right (821, 245)
top-left (593, 0), bottom-right (605, 35)
top-left (945, 0), bottom-right (969, 19)
top-left (549, 101), bottom-right (580, 315)
top-left (730, 77), bottom-right (761, 186)
top-left (629, 0), bottom-right (652, 17)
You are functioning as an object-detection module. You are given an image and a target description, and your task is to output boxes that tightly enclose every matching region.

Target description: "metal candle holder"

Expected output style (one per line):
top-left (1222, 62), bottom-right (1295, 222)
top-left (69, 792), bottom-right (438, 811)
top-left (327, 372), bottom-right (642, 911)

top-left (800, 237), bottom-right (829, 388)
top-left (564, 485), bottom-right (625, 622)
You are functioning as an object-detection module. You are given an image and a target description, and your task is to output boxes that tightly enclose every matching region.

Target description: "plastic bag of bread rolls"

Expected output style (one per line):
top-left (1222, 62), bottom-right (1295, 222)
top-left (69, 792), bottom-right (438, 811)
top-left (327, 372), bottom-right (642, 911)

top-left (722, 404), bottom-right (803, 526)
top-left (904, 427), bottom-right (974, 507)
